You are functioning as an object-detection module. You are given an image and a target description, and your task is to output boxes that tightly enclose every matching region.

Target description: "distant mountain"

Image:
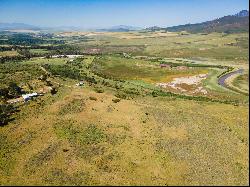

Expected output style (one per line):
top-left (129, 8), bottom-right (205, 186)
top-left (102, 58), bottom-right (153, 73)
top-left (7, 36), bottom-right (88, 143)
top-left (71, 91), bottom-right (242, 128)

top-left (0, 22), bottom-right (41, 31)
top-left (43, 26), bottom-right (83, 32)
top-left (0, 23), bottom-right (84, 32)
top-left (145, 26), bottom-right (163, 31)
top-left (165, 10), bottom-right (249, 33)
top-left (2, 10), bottom-right (248, 34)
top-left (235, 10), bottom-right (249, 17)
top-left (0, 23), bottom-right (142, 32)
top-left (96, 25), bottom-right (142, 32)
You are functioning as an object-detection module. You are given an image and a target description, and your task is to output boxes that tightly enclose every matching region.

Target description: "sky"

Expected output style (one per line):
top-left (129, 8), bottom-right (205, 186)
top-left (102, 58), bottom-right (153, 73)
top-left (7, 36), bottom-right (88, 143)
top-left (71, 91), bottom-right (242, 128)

top-left (0, 0), bottom-right (249, 28)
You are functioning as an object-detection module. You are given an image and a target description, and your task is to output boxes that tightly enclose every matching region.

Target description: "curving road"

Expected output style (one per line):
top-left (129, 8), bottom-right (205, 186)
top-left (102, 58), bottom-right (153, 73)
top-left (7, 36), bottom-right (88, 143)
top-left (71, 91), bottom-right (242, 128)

top-left (218, 68), bottom-right (244, 90)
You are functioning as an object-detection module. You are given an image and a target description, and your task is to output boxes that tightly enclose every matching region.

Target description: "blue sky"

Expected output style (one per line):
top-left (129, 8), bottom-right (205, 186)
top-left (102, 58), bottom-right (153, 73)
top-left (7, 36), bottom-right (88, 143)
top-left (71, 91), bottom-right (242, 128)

top-left (0, 0), bottom-right (249, 28)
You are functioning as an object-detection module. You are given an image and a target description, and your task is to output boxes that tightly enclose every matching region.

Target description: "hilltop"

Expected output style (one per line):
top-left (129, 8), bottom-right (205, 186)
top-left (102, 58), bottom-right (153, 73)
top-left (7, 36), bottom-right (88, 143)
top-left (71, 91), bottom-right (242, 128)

top-left (165, 10), bottom-right (249, 33)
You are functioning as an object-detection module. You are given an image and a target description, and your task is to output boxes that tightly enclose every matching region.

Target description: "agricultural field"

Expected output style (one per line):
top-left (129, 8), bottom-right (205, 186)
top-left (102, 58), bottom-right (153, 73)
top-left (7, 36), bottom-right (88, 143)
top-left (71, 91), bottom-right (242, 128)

top-left (0, 30), bottom-right (249, 186)
top-left (0, 51), bottom-right (20, 57)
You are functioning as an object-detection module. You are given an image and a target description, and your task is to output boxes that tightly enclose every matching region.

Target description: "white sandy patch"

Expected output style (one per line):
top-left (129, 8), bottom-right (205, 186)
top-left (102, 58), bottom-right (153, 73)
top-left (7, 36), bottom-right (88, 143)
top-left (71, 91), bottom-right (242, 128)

top-left (156, 74), bottom-right (208, 94)
top-left (51, 55), bottom-right (83, 58)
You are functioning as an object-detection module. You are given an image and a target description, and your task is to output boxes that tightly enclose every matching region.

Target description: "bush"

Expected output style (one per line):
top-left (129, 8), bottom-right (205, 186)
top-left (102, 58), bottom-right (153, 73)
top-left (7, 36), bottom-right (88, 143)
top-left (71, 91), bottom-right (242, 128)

top-left (112, 98), bottom-right (121, 103)
top-left (50, 87), bottom-right (58, 95)
top-left (59, 99), bottom-right (85, 115)
top-left (89, 96), bottom-right (97, 101)
top-left (7, 82), bottom-right (23, 98)
top-left (94, 87), bottom-right (104, 93)
top-left (0, 104), bottom-right (17, 126)
top-left (115, 91), bottom-right (128, 99)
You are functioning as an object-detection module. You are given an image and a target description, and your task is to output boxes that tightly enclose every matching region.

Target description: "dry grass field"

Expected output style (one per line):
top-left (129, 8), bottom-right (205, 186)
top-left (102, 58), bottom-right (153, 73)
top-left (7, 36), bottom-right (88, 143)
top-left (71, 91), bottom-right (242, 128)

top-left (0, 84), bottom-right (248, 185)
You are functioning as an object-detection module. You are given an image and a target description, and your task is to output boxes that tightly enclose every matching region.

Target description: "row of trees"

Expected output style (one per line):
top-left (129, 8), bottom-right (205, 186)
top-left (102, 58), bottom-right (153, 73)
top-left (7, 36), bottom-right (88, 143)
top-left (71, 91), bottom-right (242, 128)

top-left (0, 33), bottom-right (64, 45)
top-left (43, 64), bottom-right (82, 80)
top-left (0, 55), bottom-right (28, 63)
top-left (0, 82), bottom-right (22, 126)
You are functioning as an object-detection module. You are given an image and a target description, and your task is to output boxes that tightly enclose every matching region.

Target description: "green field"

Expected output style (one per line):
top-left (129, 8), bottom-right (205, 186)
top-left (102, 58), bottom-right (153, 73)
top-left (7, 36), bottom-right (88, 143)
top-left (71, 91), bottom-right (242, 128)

top-left (92, 55), bottom-right (209, 82)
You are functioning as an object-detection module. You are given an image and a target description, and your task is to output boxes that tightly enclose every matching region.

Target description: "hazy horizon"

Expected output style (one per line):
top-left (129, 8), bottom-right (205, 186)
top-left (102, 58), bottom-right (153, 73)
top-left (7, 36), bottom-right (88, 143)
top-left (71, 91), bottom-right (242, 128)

top-left (0, 0), bottom-right (249, 28)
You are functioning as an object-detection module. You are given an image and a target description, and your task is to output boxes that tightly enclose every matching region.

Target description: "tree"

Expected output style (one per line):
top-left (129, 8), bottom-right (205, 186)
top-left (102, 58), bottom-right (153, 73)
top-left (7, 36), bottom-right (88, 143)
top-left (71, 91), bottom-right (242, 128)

top-left (0, 104), bottom-right (17, 126)
top-left (50, 87), bottom-right (58, 95)
top-left (8, 82), bottom-right (23, 98)
top-left (0, 88), bottom-right (9, 100)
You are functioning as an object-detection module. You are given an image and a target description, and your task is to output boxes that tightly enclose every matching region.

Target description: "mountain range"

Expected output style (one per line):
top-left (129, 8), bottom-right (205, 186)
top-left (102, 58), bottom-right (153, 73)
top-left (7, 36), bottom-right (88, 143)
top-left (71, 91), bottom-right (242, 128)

top-left (0, 10), bottom-right (248, 33)
top-left (0, 22), bottom-right (40, 31)
top-left (164, 10), bottom-right (249, 33)
top-left (96, 25), bottom-right (142, 32)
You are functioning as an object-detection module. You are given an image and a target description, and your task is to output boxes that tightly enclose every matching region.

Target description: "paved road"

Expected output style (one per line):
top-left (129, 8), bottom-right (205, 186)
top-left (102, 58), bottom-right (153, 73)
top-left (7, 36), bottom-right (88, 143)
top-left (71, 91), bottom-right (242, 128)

top-left (218, 68), bottom-right (244, 89)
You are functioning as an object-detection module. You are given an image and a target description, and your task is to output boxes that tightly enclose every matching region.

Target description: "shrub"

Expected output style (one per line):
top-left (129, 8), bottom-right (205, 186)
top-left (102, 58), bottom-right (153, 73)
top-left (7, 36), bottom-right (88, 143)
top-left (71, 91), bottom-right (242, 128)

top-left (115, 91), bottom-right (128, 99)
top-left (112, 98), bottom-right (121, 103)
top-left (0, 104), bottom-right (17, 126)
top-left (89, 96), bottom-right (97, 101)
top-left (94, 87), bottom-right (104, 93)
top-left (59, 98), bottom-right (85, 115)
top-left (50, 87), bottom-right (58, 95)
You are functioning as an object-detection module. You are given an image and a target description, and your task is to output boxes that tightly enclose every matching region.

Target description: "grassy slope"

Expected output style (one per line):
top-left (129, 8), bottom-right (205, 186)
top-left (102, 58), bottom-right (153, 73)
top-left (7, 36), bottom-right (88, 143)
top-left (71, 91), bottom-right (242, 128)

top-left (0, 85), bottom-right (248, 185)
top-left (231, 73), bottom-right (249, 92)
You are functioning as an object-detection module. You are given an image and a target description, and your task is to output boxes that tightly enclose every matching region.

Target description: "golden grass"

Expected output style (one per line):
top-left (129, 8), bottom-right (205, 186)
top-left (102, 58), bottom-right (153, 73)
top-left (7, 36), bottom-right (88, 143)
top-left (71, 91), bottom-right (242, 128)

top-left (0, 85), bottom-right (248, 185)
top-left (0, 51), bottom-right (19, 57)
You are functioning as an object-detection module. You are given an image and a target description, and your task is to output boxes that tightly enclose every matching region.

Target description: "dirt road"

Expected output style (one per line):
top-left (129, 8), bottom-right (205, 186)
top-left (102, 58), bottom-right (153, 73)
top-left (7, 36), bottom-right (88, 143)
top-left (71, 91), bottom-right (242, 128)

top-left (218, 68), bottom-right (244, 91)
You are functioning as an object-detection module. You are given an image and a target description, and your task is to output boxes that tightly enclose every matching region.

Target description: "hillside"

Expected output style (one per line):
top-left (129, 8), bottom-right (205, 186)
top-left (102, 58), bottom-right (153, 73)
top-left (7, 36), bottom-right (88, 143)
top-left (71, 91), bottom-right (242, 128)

top-left (166, 10), bottom-right (249, 33)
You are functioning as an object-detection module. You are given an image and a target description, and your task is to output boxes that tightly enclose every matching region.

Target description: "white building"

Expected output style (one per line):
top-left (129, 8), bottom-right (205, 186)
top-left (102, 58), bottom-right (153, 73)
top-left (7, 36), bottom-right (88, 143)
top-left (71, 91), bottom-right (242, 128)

top-left (22, 93), bottom-right (38, 101)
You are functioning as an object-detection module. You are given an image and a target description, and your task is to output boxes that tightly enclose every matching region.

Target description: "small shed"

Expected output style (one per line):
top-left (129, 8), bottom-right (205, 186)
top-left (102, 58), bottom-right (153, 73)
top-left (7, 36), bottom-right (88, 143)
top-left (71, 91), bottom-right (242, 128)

top-left (22, 92), bottom-right (38, 102)
top-left (76, 81), bottom-right (84, 87)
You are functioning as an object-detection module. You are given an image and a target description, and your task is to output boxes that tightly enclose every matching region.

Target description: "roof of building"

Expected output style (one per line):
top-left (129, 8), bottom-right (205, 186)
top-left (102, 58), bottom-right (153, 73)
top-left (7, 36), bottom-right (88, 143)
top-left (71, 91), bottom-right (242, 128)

top-left (22, 93), bottom-right (38, 99)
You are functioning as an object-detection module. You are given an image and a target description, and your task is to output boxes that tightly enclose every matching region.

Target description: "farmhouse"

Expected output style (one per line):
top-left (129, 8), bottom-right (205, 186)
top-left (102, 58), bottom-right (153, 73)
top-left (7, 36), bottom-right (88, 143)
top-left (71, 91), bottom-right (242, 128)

top-left (76, 81), bottom-right (84, 87)
top-left (84, 48), bottom-right (101, 54)
top-left (51, 55), bottom-right (83, 58)
top-left (176, 66), bottom-right (188, 70)
top-left (123, 52), bottom-right (130, 58)
top-left (160, 64), bottom-right (171, 68)
top-left (22, 92), bottom-right (38, 102)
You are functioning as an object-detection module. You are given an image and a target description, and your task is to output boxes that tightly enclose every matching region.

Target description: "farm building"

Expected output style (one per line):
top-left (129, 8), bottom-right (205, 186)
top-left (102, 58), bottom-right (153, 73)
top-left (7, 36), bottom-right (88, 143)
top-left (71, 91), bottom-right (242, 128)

top-left (176, 66), bottom-right (189, 70)
top-left (160, 64), bottom-right (171, 68)
top-left (76, 81), bottom-right (84, 86)
top-left (51, 55), bottom-right (83, 59)
top-left (22, 92), bottom-right (38, 102)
